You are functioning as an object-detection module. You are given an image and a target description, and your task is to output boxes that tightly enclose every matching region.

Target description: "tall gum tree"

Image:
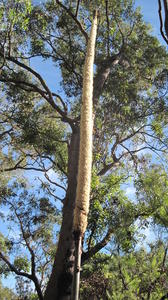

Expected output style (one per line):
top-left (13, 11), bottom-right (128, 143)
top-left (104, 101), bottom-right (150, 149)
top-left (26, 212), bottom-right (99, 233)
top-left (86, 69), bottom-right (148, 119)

top-left (1, 1), bottom-right (168, 299)
top-left (45, 8), bottom-right (98, 300)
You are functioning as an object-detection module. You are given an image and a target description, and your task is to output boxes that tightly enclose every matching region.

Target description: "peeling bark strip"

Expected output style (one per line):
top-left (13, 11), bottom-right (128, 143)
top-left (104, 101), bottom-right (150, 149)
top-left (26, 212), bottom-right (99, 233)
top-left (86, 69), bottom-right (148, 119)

top-left (73, 10), bottom-right (98, 235)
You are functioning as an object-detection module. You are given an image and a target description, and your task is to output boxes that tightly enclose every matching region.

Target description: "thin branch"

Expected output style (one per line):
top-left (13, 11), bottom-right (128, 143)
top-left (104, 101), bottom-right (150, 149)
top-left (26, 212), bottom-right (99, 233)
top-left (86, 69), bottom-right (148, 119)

top-left (1, 76), bottom-right (67, 113)
top-left (75, 0), bottom-right (80, 17)
top-left (6, 199), bottom-right (36, 274)
top-left (119, 143), bottom-right (138, 170)
top-left (36, 32), bottom-right (83, 85)
top-left (82, 228), bottom-right (114, 263)
top-left (1, 54), bottom-right (52, 97)
top-left (38, 154), bottom-right (68, 177)
top-left (163, 0), bottom-right (168, 39)
top-left (44, 172), bottom-right (67, 192)
top-left (56, 0), bottom-right (88, 42)
top-left (4, 199), bottom-right (44, 299)
top-left (0, 77), bottom-right (48, 98)
top-left (118, 125), bottom-right (146, 144)
top-left (0, 53), bottom-right (74, 125)
top-left (29, 147), bottom-right (68, 177)
top-left (38, 177), bottom-right (64, 202)
top-left (52, 92), bottom-right (68, 112)
top-left (0, 158), bottom-right (25, 172)
top-left (97, 161), bottom-right (118, 176)
top-left (1, 165), bottom-right (47, 173)
top-left (0, 128), bottom-right (12, 139)
top-left (158, 0), bottom-right (168, 44)
top-left (0, 251), bottom-right (32, 280)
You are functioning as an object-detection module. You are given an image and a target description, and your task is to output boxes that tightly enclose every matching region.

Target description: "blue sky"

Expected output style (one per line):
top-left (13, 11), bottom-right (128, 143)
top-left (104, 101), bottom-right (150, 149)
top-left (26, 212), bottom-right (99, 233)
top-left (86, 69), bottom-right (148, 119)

top-left (1, 0), bottom-right (167, 291)
top-left (135, 0), bottom-right (167, 45)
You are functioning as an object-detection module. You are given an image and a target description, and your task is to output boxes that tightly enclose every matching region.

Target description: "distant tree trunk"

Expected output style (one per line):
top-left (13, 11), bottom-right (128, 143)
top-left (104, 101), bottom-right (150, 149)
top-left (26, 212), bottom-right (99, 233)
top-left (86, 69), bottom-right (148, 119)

top-left (44, 127), bottom-right (80, 300)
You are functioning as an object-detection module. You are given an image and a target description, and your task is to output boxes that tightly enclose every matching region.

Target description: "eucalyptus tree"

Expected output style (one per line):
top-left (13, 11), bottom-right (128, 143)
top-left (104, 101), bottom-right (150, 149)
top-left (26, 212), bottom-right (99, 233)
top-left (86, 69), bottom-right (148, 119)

top-left (0, 0), bottom-right (168, 299)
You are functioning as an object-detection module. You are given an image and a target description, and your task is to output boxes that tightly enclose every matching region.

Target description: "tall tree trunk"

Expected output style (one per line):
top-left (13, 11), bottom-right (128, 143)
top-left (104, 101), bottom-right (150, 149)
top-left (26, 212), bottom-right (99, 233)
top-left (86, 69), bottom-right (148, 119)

top-left (44, 10), bottom-right (97, 300)
top-left (44, 127), bottom-right (80, 300)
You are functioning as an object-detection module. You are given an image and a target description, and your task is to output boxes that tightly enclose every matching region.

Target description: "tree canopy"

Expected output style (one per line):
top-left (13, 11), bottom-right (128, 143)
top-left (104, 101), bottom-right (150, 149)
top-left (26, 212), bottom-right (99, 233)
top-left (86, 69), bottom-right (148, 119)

top-left (0, 0), bottom-right (168, 299)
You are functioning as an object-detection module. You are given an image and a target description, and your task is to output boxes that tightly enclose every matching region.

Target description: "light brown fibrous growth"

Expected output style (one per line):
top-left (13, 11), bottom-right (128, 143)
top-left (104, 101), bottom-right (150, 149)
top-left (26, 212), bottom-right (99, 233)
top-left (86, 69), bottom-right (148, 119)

top-left (73, 11), bottom-right (98, 235)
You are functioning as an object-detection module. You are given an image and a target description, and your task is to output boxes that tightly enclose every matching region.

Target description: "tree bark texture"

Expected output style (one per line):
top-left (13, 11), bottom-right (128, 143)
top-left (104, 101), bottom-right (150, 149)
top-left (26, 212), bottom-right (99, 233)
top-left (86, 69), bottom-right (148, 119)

top-left (44, 128), bottom-right (80, 300)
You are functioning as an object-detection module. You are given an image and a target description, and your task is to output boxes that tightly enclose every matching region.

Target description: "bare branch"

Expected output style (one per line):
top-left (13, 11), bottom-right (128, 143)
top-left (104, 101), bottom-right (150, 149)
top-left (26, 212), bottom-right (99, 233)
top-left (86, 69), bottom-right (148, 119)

top-left (75, 0), bottom-right (80, 17)
top-left (38, 177), bottom-right (64, 202)
top-left (44, 172), bottom-right (67, 192)
top-left (163, 0), bottom-right (168, 39)
top-left (0, 151), bottom-right (54, 173)
top-left (158, 0), bottom-right (168, 44)
top-left (52, 92), bottom-right (68, 112)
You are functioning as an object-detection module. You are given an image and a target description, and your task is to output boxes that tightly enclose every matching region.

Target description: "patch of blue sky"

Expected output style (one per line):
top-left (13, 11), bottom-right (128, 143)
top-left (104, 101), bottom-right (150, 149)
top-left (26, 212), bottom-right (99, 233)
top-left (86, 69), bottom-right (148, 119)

top-left (2, 274), bottom-right (16, 290)
top-left (135, 0), bottom-right (166, 45)
top-left (134, 218), bottom-right (158, 251)
top-left (30, 57), bottom-right (62, 93)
